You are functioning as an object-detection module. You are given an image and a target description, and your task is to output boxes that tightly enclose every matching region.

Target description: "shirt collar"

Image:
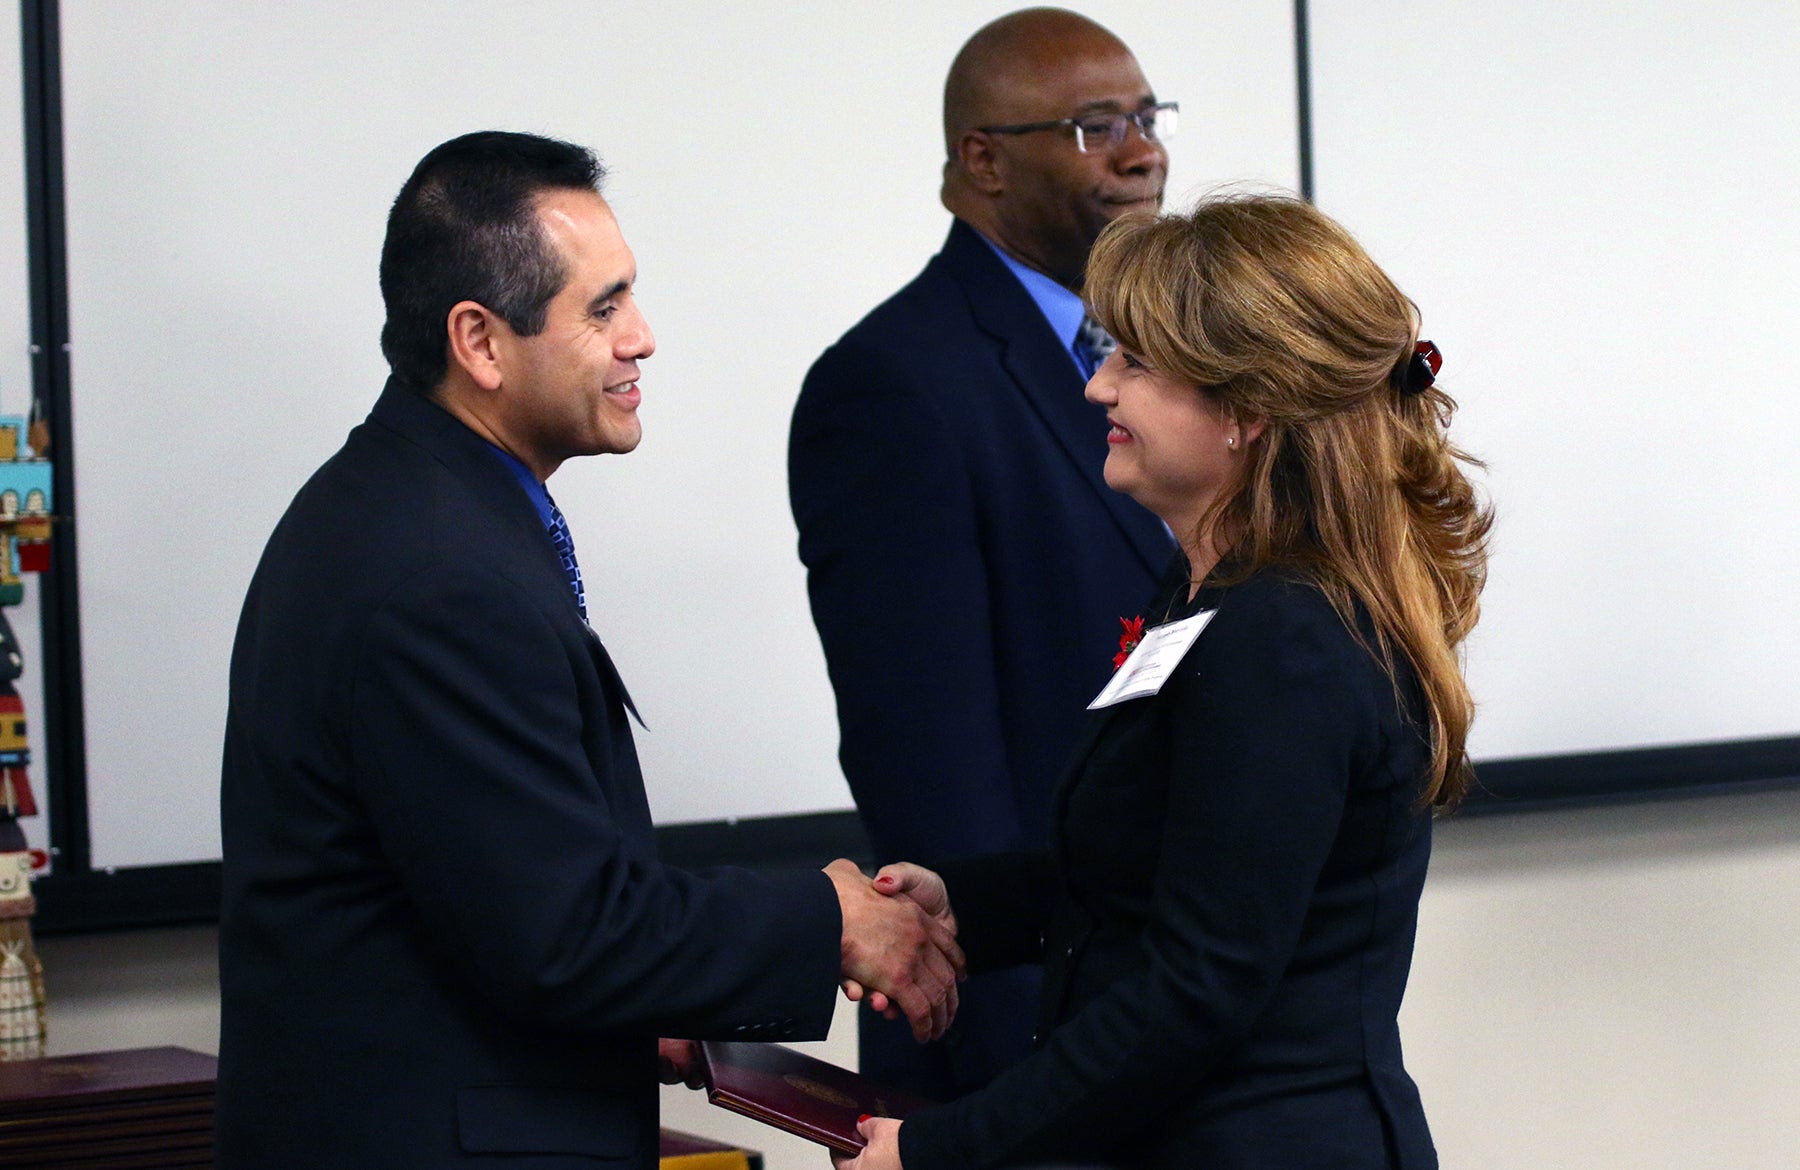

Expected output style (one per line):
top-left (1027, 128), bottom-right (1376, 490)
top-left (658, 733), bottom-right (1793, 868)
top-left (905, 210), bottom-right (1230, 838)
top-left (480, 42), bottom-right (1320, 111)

top-left (485, 443), bottom-right (556, 528)
top-left (975, 230), bottom-right (1088, 373)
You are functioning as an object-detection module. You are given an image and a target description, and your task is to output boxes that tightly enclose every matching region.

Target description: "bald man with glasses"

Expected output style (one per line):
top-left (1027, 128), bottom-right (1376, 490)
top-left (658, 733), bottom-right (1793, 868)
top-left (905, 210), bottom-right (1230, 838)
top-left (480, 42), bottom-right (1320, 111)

top-left (788, 7), bottom-right (1178, 1102)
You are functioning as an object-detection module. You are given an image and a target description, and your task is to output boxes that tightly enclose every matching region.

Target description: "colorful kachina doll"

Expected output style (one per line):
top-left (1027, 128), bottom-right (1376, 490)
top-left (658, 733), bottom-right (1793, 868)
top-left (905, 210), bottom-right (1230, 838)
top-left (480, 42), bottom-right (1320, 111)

top-left (0, 406), bottom-right (52, 1061)
top-left (0, 815), bottom-right (44, 1059)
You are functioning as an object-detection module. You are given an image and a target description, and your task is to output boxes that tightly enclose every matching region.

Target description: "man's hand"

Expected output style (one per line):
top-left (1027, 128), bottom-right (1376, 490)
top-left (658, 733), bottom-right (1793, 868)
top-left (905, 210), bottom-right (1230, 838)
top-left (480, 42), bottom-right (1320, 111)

top-left (657, 1038), bottom-right (705, 1089)
top-left (824, 859), bottom-right (964, 1042)
top-left (830, 1116), bottom-right (904, 1170)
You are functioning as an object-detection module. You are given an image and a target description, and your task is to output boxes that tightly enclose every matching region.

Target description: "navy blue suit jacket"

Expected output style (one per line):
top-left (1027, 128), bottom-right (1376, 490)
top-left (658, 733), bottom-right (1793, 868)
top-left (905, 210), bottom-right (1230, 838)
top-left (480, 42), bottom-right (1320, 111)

top-left (219, 382), bottom-right (841, 1169)
top-left (789, 220), bottom-right (1173, 1088)
top-left (901, 570), bottom-right (1439, 1170)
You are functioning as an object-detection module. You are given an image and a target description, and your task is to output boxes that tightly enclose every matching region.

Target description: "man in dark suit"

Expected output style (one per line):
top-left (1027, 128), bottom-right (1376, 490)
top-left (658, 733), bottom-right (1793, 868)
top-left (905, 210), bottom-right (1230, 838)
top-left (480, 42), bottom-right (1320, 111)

top-left (788, 8), bottom-right (1177, 1098)
top-left (218, 131), bottom-right (961, 1169)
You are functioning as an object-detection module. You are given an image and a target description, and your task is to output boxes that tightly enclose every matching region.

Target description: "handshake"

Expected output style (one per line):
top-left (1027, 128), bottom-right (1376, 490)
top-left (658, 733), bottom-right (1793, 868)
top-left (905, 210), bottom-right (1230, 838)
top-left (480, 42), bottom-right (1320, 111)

top-left (824, 858), bottom-right (961, 1043)
top-left (658, 860), bottom-right (959, 1090)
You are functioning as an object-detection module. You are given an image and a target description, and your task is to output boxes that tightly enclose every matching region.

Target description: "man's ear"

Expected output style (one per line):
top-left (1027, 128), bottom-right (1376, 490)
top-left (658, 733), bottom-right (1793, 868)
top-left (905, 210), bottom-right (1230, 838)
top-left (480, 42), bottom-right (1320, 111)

top-left (445, 300), bottom-right (505, 393)
top-left (954, 131), bottom-right (1005, 196)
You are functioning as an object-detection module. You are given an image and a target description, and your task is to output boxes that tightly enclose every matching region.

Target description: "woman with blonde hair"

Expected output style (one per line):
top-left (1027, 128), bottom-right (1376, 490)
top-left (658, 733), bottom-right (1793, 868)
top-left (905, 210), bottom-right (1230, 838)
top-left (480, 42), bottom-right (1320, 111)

top-left (838, 194), bottom-right (1490, 1170)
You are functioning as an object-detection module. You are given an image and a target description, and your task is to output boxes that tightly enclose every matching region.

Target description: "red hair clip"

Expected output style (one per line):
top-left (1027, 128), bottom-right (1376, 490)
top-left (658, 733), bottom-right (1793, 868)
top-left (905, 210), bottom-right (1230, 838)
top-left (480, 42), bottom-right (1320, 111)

top-left (1398, 340), bottom-right (1442, 396)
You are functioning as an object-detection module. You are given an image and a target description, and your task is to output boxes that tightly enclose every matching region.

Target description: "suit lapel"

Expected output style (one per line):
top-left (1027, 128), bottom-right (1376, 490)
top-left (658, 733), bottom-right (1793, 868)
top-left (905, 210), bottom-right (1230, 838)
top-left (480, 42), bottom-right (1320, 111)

top-left (369, 380), bottom-right (645, 729)
top-left (583, 624), bottom-right (644, 729)
top-left (939, 223), bottom-right (1174, 576)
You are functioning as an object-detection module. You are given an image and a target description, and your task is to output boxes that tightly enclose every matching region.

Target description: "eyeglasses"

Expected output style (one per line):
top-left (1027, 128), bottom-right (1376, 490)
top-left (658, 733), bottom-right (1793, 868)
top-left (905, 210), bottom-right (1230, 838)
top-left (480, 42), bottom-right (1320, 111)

top-left (979, 101), bottom-right (1179, 155)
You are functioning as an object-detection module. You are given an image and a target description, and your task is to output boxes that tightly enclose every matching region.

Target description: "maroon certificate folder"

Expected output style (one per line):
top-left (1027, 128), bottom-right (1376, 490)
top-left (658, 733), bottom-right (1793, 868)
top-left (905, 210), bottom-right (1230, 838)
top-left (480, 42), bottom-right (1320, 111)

top-left (0, 1046), bottom-right (219, 1166)
top-left (699, 1041), bottom-right (934, 1154)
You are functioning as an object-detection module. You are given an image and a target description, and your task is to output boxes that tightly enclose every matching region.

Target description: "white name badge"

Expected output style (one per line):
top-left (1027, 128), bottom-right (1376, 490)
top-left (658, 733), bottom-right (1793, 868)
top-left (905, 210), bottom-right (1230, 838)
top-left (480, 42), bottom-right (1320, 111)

top-left (1087, 610), bottom-right (1216, 710)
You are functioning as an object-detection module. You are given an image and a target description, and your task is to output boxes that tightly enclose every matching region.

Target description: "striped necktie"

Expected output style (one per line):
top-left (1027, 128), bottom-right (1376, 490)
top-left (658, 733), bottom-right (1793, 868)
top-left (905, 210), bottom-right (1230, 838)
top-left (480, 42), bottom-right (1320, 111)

top-left (545, 498), bottom-right (587, 621)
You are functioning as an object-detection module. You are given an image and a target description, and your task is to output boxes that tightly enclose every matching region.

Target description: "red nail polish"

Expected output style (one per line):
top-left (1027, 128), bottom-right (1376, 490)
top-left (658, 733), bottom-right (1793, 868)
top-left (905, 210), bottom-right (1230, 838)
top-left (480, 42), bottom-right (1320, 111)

top-left (858, 1114), bottom-right (873, 1124)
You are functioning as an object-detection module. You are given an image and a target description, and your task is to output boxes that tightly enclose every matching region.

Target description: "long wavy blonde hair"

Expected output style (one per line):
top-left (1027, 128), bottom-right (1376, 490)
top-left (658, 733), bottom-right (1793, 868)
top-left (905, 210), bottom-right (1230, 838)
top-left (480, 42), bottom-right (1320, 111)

top-left (1086, 195), bottom-right (1491, 807)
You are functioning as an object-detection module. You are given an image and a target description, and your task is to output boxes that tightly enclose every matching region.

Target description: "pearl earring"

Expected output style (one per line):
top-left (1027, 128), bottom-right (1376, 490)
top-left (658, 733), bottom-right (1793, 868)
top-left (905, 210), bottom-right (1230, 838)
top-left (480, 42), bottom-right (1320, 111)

top-left (1227, 435), bottom-right (1237, 448)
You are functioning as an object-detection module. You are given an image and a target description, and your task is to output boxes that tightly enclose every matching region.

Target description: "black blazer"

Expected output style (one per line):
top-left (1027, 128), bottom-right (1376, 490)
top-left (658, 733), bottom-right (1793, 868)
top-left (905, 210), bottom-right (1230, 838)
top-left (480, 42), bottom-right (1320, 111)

top-left (218, 382), bottom-right (841, 1169)
top-left (900, 569), bottom-right (1439, 1170)
top-left (791, 217), bottom-right (1172, 861)
top-left (789, 221), bottom-right (1172, 1084)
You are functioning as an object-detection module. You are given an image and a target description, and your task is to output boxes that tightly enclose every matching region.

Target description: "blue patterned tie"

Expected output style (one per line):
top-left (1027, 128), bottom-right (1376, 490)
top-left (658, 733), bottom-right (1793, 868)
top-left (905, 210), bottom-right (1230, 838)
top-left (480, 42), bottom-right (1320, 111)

top-left (1075, 314), bottom-right (1116, 377)
top-left (545, 498), bottom-right (587, 620)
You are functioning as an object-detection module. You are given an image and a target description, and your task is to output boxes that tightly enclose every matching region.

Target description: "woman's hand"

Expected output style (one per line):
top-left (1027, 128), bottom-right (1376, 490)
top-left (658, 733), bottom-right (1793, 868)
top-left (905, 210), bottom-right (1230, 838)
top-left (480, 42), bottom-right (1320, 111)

top-left (872, 863), bottom-right (957, 937)
top-left (830, 1116), bottom-right (904, 1170)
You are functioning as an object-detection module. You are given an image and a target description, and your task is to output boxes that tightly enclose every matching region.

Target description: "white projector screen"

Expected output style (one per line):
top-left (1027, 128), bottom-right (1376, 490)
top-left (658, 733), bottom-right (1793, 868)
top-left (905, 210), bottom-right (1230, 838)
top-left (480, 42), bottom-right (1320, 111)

top-left (39, 1), bottom-right (1793, 881)
top-left (49, 1), bottom-right (1301, 870)
top-left (1307, 3), bottom-right (1800, 771)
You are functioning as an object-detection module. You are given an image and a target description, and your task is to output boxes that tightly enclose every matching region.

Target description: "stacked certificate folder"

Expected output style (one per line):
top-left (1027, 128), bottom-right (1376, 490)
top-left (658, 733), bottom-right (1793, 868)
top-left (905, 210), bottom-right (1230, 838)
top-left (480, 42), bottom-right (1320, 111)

top-left (699, 1040), bottom-right (932, 1154)
top-left (0, 1046), bottom-right (218, 1169)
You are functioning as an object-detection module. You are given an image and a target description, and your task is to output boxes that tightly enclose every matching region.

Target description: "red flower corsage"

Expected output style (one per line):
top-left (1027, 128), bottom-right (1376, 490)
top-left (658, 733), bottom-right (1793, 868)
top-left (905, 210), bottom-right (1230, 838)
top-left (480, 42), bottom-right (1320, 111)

top-left (1112, 615), bottom-right (1146, 670)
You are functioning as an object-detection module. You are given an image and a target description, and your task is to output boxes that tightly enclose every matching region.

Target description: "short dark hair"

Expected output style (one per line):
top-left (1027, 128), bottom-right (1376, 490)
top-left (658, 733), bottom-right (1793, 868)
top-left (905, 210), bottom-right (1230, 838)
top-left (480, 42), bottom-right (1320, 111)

top-left (378, 130), bottom-right (604, 393)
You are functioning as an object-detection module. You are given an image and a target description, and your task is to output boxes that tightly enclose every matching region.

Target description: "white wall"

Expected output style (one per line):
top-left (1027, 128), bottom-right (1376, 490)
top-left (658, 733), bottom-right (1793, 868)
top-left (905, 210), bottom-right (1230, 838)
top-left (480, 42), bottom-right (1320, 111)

top-left (43, 787), bottom-right (1800, 1169)
top-left (1407, 789), bottom-right (1800, 1168)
